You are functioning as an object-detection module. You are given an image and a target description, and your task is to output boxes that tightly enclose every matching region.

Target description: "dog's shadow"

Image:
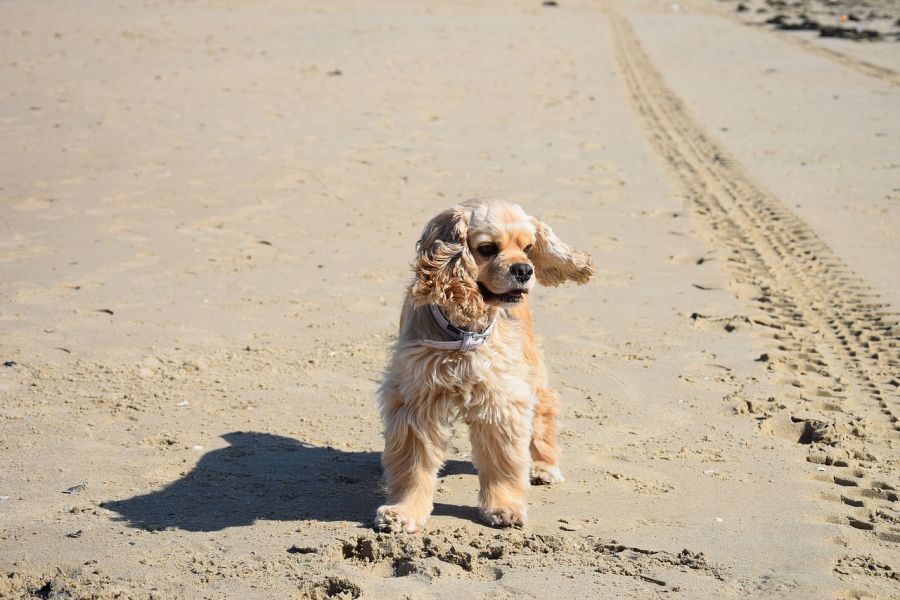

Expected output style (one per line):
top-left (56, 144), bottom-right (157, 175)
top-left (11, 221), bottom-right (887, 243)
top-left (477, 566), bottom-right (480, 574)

top-left (103, 431), bottom-right (477, 532)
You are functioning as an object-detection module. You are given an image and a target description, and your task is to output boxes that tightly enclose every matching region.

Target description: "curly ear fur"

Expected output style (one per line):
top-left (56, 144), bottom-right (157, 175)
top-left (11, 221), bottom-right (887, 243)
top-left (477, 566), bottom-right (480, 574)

top-left (410, 206), bottom-right (485, 324)
top-left (529, 216), bottom-right (594, 287)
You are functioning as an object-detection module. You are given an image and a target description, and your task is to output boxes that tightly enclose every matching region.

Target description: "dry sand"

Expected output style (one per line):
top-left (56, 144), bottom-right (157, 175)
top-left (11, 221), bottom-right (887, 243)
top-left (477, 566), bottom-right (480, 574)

top-left (1, 0), bottom-right (898, 598)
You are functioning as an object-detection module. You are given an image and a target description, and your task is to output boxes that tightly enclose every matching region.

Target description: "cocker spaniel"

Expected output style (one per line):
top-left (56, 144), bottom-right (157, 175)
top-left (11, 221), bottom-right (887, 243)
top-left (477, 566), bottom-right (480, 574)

top-left (375, 198), bottom-right (593, 532)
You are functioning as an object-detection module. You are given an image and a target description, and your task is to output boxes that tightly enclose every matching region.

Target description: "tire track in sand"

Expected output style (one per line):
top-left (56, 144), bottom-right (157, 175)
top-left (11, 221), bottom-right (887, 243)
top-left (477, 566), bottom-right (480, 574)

top-left (685, 0), bottom-right (900, 88)
top-left (766, 32), bottom-right (900, 88)
top-left (607, 8), bottom-right (899, 546)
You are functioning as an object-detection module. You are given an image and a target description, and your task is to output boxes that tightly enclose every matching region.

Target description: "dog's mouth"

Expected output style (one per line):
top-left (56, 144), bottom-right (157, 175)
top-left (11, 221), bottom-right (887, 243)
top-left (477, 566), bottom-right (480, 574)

top-left (478, 282), bottom-right (528, 305)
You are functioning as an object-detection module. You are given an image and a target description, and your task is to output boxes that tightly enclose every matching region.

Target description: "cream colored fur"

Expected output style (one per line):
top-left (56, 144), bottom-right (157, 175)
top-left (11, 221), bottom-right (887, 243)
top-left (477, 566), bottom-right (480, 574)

top-left (375, 198), bottom-right (593, 532)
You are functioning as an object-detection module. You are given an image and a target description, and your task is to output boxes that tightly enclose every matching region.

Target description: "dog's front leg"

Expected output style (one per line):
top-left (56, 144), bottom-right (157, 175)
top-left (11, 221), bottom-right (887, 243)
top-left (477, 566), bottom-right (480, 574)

top-left (375, 392), bottom-right (449, 533)
top-left (469, 402), bottom-right (532, 528)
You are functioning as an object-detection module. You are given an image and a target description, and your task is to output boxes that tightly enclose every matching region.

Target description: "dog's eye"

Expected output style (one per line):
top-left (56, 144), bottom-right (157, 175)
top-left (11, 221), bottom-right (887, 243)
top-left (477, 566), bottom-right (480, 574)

top-left (524, 244), bottom-right (533, 254)
top-left (477, 244), bottom-right (499, 257)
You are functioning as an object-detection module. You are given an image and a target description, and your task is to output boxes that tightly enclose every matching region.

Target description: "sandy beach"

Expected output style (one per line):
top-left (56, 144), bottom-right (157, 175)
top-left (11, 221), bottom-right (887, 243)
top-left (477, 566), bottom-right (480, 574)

top-left (1, 0), bottom-right (898, 598)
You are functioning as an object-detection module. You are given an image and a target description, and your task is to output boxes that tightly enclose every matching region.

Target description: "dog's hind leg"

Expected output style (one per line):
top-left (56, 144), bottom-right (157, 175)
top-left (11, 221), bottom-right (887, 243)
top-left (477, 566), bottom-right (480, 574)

top-left (530, 386), bottom-right (564, 485)
top-left (375, 392), bottom-right (449, 533)
top-left (510, 302), bottom-right (564, 485)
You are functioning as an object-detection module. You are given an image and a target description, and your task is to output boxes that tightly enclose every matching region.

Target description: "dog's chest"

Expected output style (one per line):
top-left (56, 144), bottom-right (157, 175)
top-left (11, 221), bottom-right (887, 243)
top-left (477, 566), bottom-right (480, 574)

top-left (438, 344), bottom-right (534, 424)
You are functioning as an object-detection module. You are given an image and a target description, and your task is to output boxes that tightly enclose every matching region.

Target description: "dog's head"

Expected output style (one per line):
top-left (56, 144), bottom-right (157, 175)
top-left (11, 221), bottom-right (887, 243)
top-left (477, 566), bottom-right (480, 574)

top-left (411, 199), bottom-right (593, 326)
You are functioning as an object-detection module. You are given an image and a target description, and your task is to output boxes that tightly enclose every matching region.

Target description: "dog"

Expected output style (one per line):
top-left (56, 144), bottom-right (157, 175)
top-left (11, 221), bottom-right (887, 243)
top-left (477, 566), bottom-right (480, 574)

top-left (374, 198), bottom-right (593, 532)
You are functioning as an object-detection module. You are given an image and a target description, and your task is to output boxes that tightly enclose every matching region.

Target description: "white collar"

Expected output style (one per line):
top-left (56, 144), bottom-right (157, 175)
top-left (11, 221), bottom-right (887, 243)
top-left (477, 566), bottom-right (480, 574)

top-left (415, 304), bottom-right (497, 352)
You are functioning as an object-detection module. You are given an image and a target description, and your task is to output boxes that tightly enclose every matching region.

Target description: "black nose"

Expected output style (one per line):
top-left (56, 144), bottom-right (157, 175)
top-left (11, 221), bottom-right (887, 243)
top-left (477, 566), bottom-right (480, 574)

top-left (510, 263), bottom-right (533, 284)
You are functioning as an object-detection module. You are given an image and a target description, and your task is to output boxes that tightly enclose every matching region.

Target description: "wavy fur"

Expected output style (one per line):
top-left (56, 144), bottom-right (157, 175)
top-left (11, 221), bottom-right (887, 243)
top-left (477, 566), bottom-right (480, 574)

top-left (410, 206), bottom-right (486, 328)
top-left (529, 217), bottom-right (594, 287)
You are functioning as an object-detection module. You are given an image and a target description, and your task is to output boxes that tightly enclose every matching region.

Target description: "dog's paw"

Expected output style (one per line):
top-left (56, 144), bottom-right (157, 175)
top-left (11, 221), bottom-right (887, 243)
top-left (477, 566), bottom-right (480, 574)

top-left (374, 505), bottom-right (422, 533)
top-left (479, 505), bottom-right (527, 528)
top-left (530, 464), bottom-right (565, 485)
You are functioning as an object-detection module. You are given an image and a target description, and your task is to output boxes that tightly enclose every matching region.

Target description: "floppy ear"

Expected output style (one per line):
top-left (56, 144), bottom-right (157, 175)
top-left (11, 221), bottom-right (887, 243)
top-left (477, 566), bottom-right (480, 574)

top-left (410, 206), bottom-right (485, 322)
top-left (529, 216), bottom-right (594, 286)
